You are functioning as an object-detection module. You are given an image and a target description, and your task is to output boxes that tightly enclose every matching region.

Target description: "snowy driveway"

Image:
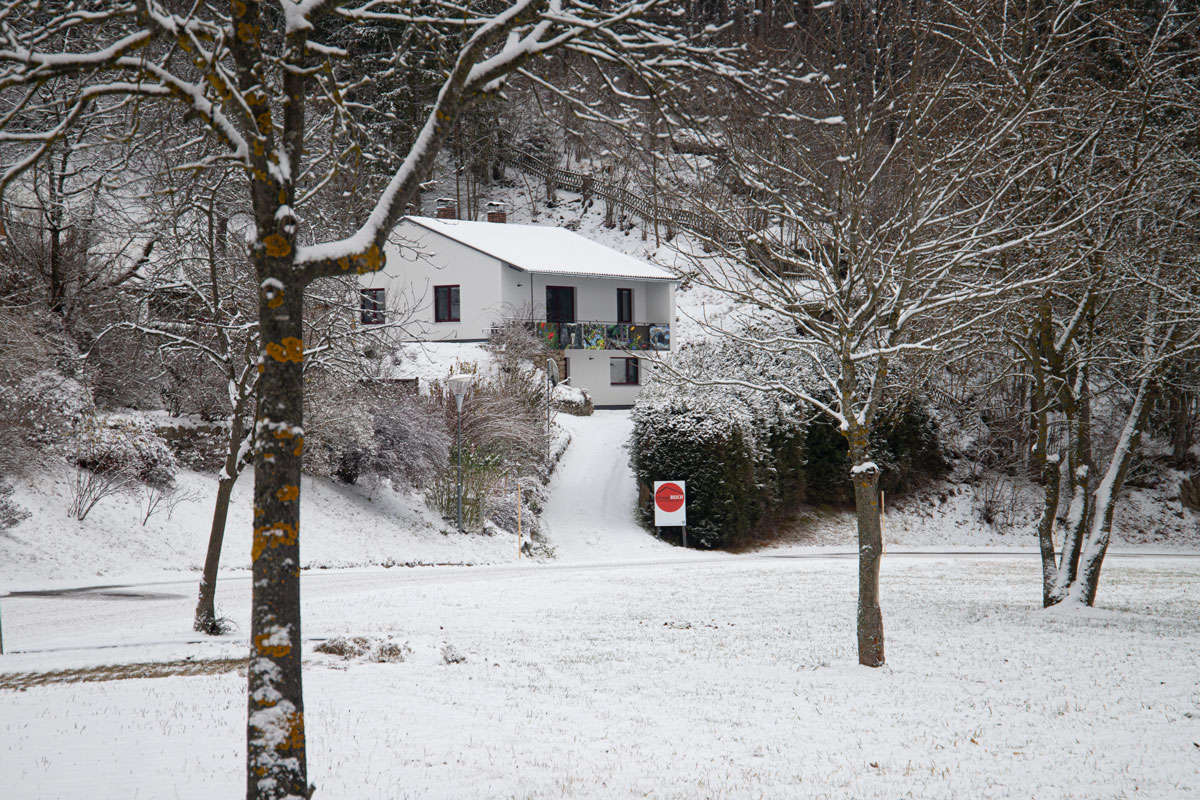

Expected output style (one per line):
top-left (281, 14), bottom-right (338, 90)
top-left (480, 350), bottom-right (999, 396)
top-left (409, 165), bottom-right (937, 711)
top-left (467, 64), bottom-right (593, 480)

top-left (542, 409), bottom-right (686, 562)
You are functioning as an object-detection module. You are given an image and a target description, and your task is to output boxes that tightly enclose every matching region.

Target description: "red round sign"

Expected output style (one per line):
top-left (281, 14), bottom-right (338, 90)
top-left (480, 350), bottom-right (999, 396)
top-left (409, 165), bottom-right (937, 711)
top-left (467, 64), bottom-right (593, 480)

top-left (655, 482), bottom-right (685, 513)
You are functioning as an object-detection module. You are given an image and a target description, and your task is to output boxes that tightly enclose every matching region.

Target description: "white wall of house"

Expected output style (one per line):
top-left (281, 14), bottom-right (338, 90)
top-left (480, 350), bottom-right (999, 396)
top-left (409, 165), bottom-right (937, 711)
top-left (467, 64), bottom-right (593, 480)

top-left (563, 351), bottom-right (657, 407)
top-left (506, 272), bottom-right (673, 326)
top-left (369, 220), bottom-right (503, 340)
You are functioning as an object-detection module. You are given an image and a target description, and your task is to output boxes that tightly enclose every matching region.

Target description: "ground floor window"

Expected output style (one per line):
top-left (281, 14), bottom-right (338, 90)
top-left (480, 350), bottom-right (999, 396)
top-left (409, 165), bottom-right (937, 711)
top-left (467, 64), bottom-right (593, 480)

top-left (610, 357), bottom-right (639, 385)
top-left (360, 288), bottom-right (385, 325)
top-left (434, 285), bottom-right (460, 322)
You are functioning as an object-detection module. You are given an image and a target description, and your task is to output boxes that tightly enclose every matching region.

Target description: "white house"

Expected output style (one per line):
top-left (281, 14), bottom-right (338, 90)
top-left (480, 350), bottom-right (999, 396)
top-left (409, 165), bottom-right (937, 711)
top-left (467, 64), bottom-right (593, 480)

top-left (360, 209), bottom-right (677, 407)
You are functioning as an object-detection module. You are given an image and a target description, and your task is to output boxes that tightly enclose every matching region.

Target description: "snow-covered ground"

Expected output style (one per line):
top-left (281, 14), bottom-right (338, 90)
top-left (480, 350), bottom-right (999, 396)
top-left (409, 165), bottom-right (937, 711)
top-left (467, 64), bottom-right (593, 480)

top-left (3, 398), bottom-right (1200, 798)
top-left (2, 555), bottom-right (1198, 799)
top-left (4, 193), bottom-right (1198, 795)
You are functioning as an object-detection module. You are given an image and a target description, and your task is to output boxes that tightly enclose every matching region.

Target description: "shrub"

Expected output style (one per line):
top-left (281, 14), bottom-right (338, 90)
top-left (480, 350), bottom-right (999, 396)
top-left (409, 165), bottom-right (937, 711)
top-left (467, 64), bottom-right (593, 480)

top-left (75, 415), bottom-right (178, 488)
top-left (0, 479), bottom-right (29, 530)
top-left (426, 362), bottom-right (546, 531)
top-left (68, 414), bottom-right (178, 520)
top-left (630, 342), bottom-right (949, 547)
top-left (803, 400), bottom-right (948, 505)
top-left (303, 375), bottom-right (449, 490)
top-left (0, 369), bottom-right (95, 471)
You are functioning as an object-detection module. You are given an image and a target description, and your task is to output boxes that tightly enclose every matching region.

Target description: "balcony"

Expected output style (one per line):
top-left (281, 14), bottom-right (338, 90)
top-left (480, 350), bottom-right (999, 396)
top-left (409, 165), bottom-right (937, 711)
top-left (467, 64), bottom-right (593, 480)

top-left (496, 320), bottom-right (671, 351)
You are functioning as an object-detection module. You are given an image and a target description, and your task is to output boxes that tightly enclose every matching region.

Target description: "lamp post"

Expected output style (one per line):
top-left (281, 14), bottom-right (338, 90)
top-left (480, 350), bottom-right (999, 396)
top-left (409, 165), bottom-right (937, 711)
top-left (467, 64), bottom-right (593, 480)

top-left (546, 358), bottom-right (559, 469)
top-left (449, 374), bottom-right (473, 531)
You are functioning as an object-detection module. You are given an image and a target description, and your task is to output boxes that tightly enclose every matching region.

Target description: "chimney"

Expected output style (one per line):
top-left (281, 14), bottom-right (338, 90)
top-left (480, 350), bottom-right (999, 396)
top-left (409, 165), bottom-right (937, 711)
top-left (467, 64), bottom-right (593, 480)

top-left (436, 198), bottom-right (457, 219)
top-left (486, 201), bottom-right (507, 224)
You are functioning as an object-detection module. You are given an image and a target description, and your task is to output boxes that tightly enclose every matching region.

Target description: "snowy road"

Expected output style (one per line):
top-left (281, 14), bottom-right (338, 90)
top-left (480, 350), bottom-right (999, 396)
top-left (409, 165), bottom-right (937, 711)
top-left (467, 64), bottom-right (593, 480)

top-left (542, 409), bottom-right (683, 562)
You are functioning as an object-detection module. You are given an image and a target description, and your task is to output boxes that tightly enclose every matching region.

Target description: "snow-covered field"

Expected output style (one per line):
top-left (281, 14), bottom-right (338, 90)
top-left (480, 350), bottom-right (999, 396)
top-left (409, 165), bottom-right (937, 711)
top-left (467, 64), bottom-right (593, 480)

top-left (2, 554), bottom-right (1198, 799)
top-left (3, 376), bottom-right (1198, 798)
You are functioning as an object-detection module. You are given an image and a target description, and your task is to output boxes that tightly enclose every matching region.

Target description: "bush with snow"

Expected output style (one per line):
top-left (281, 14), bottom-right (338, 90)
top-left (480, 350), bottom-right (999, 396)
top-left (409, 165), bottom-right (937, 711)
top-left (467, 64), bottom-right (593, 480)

top-left (75, 415), bottom-right (178, 488)
top-left (303, 374), bottom-right (449, 490)
top-left (803, 401), bottom-right (947, 505)
top-left (0, 369), bottom-right (95, 470)
top-left (552, 382), bottom-right (593, 416)
top-left (68, 413), bottom-right (178, 520)
top-left (631, 341), bottom-right (948, 547)
top-left (630, 342), bottom-right (809, 548)
top-left (426, 363), bottom-right (547, 532)
top-left (0, 479), bottom-right (29, 530)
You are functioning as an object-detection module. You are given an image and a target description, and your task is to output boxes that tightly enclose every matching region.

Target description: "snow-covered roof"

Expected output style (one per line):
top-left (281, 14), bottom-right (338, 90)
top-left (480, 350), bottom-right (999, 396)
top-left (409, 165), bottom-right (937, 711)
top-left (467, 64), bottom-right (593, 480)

top-left (400, 216), bottom-right (677, 282)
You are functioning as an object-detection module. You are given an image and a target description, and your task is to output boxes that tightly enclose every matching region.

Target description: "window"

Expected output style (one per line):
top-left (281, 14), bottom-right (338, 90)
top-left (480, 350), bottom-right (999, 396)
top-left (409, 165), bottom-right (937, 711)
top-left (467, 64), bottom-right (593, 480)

top-left (360, 288), bottom-right (385, 325)
top-left (546, 286), bottom-right (575, 323)
top-left (434, 285), bottom-right (460, 322)
top-left (617, 288), bottom-right (633, 324)
top-left (610, 357), bottom-right (639, 386)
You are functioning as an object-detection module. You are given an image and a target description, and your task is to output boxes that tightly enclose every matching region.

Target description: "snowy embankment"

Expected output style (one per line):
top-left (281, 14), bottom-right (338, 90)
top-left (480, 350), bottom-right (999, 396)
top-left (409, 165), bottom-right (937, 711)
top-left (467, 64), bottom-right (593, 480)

top-left (1, 555), bottom-right (1198, 799)
top-left (0, 406), bottom-right (691, 595)
top-left (754, 477), bottom-right (1200, 553)
top-left (0, 466), bottom-right (520, 593)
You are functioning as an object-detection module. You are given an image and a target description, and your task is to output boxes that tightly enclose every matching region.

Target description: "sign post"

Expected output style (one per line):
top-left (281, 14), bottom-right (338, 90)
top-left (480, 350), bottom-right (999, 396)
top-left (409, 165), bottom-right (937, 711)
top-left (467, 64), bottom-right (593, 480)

top-left (653, 481), bottom-right (687, 547)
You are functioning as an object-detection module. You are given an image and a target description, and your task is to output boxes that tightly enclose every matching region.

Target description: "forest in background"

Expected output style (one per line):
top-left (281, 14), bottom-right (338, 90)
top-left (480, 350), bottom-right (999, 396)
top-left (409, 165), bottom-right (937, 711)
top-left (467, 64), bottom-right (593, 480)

top-left (2, 2), bottom-right (1198, 796)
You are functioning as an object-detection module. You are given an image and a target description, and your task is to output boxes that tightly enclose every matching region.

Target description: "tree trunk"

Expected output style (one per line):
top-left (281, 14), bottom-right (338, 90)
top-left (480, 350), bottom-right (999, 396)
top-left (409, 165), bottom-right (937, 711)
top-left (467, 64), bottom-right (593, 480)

top-left (1048, 463), bottom-right (1090, 605)
top-left (246, 270), bottom-right (309, 800)
top-left (47, 163), bottom-right (66, 316)
top-left (1071, 379), bottom-right (1155, 606)
top-left (1036, 454), bottom-right (1062, 607)
top-left (1170, 388), bottom-right (1192, 466)
top-left (851, 460), bottom-right (884, 667)
top-left (194, 474), bottom-right (237, 633)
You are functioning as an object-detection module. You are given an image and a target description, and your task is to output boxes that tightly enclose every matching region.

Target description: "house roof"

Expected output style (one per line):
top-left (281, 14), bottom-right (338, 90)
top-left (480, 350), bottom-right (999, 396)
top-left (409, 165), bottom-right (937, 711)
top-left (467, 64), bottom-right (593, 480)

top-left (399, 216), bottom-right (677, 282)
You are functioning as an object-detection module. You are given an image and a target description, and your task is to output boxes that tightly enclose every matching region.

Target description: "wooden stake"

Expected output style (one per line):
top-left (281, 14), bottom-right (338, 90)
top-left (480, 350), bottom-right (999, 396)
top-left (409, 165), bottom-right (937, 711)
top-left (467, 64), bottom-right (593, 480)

top-left (517, 483), bottom-right (522, 560)
top-left (881, 490), bottom-right (886, 556)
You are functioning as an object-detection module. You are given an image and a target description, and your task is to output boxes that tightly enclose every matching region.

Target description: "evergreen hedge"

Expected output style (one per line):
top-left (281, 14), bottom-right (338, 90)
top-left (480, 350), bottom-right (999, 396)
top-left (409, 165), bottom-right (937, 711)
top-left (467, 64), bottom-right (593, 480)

top-left (629, 344), bottom-right (946, 548)
top-left (630, 346), bottom-right (809, 549)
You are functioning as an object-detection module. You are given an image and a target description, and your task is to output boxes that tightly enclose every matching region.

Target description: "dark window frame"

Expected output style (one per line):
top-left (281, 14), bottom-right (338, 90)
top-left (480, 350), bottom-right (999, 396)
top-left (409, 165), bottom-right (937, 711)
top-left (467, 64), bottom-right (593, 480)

top-left (434, 284), bottom-right (460, 323)
top-left (610, 357), bottom-right (639, 386)
top-left (616, 287), bottom-right (633, 324)
top-left (360, 288), bottom-right (386, 325)
top-left (546, 285), bottom-right (576, 323)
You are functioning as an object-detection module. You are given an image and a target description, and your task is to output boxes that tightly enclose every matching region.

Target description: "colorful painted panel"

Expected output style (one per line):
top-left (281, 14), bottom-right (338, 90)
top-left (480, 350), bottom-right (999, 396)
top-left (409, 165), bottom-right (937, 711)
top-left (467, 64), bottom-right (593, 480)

top-left (650, 324), bottom-right (670, 351)
top-left (606, 324), bottom-right (632, 348)
top-left (629, 325), bottom-right (651, 350)
top-left (537, 321), bottom-right (558, 348)
top-left (583, 323), bottom-right (606, 350)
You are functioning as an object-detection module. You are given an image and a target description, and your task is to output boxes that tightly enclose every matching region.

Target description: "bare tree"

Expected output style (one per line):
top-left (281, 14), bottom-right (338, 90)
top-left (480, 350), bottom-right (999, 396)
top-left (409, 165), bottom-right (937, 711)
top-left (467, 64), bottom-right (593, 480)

top-left (995, 2), bottom-right (1200, 608)
top-left (1, 3), bottom-right (713, 796)
top-left (673, 1), bottom-right (1112, 666)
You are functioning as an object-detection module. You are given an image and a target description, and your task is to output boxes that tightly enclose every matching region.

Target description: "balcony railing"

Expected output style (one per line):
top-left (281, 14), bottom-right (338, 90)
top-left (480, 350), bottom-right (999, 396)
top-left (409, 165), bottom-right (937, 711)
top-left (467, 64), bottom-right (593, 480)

top-left (496, 319), bottom-right (671, 351)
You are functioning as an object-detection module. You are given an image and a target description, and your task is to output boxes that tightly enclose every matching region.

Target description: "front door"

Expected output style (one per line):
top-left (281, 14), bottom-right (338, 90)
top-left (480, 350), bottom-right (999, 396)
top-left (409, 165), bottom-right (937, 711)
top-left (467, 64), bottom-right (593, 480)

top-left (546, 286), bottom-right (575, 323)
